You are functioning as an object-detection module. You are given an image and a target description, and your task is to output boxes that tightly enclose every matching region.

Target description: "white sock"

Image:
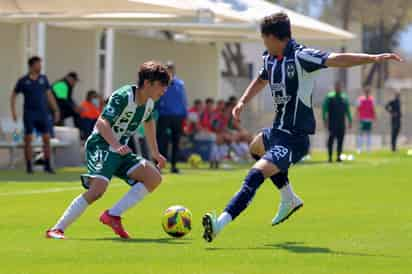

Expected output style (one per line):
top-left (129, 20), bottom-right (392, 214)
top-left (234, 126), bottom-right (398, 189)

top-left (357, 134), bottom-right (362, 152)
top-left (108, 182), bottom-right (148, 217)
top-left (366, 132), bottom-right (372, 151)
top-left (280, 183), bottom-right (295, 201)
top-left (210, 144), bottom-right (219, 161)
top-left (52, 194), bottom-right (89, 231)
top-left (216, 211), bottom-right (232, 233)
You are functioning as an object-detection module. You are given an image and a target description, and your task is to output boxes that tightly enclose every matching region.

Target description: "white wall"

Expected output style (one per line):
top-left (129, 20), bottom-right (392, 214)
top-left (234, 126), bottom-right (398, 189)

top-left (114, 32), bottom-right (219, 103)
top-left (46, 25), bottom-right (98, 103)
top-left (0, 23), bottom-right (24, 118)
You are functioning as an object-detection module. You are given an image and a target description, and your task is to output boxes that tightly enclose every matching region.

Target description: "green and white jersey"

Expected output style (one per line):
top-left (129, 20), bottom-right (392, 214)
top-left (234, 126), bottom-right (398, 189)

top-left (87, 84), bottom-right (154, 150)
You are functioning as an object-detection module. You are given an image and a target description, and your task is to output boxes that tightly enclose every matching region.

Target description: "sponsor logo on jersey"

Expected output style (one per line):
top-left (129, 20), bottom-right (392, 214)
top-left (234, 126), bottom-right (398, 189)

top-left (286, 63), bottom-right (296, 79)
top-left (270, 83), bottom-right (285, 93)
top-left (272, 95), bottom-right (291, 112)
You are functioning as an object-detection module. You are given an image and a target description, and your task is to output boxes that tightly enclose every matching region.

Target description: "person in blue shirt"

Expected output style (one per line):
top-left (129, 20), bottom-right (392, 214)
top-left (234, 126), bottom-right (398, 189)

top-left (10, 56), bottom-right (60, 174)
top-left (156, 61), bottom-right (188, 173)
top-left (202, 12), bottom-right (403, 242)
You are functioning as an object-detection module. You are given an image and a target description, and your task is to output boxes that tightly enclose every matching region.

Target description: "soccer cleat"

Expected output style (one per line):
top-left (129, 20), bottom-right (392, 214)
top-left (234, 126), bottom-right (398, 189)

top-left (46, 229), bottom-right (65, 239)
top-left (271, 195), bottom-right (303, 226)
top-left (202, 212), bottom-right (218, 243)
top-left (99, 210), bottom-right (130, 239)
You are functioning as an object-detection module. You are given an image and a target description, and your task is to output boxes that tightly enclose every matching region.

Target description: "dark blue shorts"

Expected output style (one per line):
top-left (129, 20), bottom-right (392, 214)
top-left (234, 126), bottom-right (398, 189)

top-left (261, 128), bottom-right (310, 172)
top-left (23, 114), bottom-right (50, 135)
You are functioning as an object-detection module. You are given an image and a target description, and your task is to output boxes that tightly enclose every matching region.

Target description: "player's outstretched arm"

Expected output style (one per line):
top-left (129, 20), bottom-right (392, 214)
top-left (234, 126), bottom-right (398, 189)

top-left (95, 117), bottom-right (130, 155)
top-left (325, 52), bottom-right (403, 68)
top-left (144, 119), bottom-right (166, 169)
top-left (233, 77), bottom-right (268, 122)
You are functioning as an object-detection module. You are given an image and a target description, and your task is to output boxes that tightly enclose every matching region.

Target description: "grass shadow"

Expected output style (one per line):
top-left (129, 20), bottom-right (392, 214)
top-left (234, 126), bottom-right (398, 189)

top-left (206, 241), bottom-right (400, 258)
top-left (71, 237), bottom-right (192, 245)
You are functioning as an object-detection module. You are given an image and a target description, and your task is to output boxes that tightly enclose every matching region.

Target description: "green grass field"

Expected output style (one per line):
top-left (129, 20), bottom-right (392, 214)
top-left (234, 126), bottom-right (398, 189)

top-left (0, 151), bottom-right (411, 274)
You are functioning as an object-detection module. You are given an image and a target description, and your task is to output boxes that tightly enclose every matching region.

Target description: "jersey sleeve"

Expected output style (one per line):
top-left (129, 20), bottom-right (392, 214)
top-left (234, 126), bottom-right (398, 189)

top-left (258, 52), bottom-right (269, 80)
top-left (13, 78), bottom-right (23, 94)
top-left (297, 48), bottom-right (330, 73)
top-left (101, 92), bottom-right (128, 125)
top-left (43, 76), bottom-right (51, 90)
top-left (144, 102), bottom-right (160, 122)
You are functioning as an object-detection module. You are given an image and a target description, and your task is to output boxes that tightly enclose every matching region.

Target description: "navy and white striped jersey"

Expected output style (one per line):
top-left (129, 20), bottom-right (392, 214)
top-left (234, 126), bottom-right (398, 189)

top-left (259, 39), bottom-right (330, 135)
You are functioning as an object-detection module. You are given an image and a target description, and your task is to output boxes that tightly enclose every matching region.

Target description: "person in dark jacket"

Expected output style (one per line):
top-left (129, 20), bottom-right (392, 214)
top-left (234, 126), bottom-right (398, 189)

top-left (385, 91), bottom-right (402, 152)
top-left (52, 72), bottom-right (81, 128)
top-left (156, 61), bottom-right (188, 173)
top-left (322, 81), bottom-right (352, 162)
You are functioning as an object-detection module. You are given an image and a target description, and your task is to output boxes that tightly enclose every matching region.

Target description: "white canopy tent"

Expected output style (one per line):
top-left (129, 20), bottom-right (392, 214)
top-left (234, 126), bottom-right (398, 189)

top-left (0, 0), bottom-right (354, 41)
top-left (0, 0), bottom-right (357, 106)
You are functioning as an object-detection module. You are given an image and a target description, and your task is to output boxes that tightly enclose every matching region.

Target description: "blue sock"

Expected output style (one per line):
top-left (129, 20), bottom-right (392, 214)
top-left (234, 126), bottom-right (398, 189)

top-left (270, 172), bottom-right (289, 190)
top-left (251, 153), bottom-right (288, 190)
top-left (224, 168), bottom-right (265, 220)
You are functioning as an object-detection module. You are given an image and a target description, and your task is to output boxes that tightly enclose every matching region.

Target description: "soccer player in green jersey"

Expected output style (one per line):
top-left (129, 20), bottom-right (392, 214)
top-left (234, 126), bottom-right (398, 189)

top-left (46, 61), bottom-right (170, 239)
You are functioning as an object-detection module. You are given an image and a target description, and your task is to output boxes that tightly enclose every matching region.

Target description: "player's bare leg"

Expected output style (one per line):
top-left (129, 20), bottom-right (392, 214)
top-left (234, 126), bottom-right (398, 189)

top-left (46, 178), bottom-right (108, 239)
top-left (24, 134), bottom-right (33, 173)
top-left (101, 161), bottom-right (162, 239)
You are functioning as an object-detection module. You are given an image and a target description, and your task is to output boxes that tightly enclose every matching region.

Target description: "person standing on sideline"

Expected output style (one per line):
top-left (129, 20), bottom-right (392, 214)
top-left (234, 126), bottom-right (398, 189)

top-left (385, 91), bottom-right (402, 152)
top-left (322, 81), bottom-right (352, 162)
top-left (10, 56), bottom-right (60, 174)
top-left (357, 87), bottom-right (376, 153)
top-left (156, 61), bottom-right (188, 173)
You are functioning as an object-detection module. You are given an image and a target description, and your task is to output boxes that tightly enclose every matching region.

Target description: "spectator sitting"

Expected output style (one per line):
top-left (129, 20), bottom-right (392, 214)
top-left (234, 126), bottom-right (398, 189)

top-left (200, 98), bottom-right (216, 132)
top-left (79, 90), bottom-right (102, 140)
top-left (184, 99), bottom-right (204, 137)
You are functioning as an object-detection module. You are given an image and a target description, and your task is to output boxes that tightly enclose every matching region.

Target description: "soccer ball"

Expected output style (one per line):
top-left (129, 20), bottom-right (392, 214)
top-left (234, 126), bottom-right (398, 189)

top-left (162, 205), bottom-right (192, 238)
top-left (188, 153), bottom-right (202, 168)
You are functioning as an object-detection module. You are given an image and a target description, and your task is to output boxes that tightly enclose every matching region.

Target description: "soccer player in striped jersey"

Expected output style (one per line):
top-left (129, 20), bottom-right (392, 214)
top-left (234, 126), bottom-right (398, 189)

top-left (46, 61), bottom-right (170, 239)
top-left (202, 12), bottom-right (402, 242)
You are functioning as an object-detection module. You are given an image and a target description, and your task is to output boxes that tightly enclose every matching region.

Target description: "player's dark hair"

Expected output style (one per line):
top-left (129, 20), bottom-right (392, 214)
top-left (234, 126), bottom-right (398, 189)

top-left (194, 99), bottom-right (202, 106)
top-left (137, 61), bottom-right (170, 88)
top-left (205, 98), bottom-right (214, 104)
top-left (28, 56), bottom-right (41, 68)
top-left (260, 12), bottom-right (291, 40)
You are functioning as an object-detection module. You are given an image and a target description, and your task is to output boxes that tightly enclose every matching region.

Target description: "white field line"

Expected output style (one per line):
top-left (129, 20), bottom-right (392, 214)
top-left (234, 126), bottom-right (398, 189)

top-left (0, 184), bottom-right (123, 196)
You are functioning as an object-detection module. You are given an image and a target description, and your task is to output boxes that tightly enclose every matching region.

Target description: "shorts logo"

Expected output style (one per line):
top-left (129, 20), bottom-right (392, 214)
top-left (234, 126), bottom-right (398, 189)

top-left (91, 149), bottom-right (109, 171)
top-left (273, 145), bottom-right (289, 160)
top-left (105, 106), bottom-right (115, 117)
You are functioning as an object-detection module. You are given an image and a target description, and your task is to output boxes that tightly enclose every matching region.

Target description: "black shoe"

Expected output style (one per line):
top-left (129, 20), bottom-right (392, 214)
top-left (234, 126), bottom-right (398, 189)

top-left (44, 166), bottom-right (56, 174)
top-left (336, 158), bottom-right (342, 162)
top-left (171, 167), bottom-right (180, 174)
top-left (26, 160), bottom-right (33, 174)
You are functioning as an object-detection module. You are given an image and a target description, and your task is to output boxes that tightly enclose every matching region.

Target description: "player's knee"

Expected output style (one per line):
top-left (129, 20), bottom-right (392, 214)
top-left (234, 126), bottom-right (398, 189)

top-left (86, 181), bottom-right (108, 202)
top-left (249, 137), bottom-right (263, 156)
top-left (145, 170), bottom-right (162, 193)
